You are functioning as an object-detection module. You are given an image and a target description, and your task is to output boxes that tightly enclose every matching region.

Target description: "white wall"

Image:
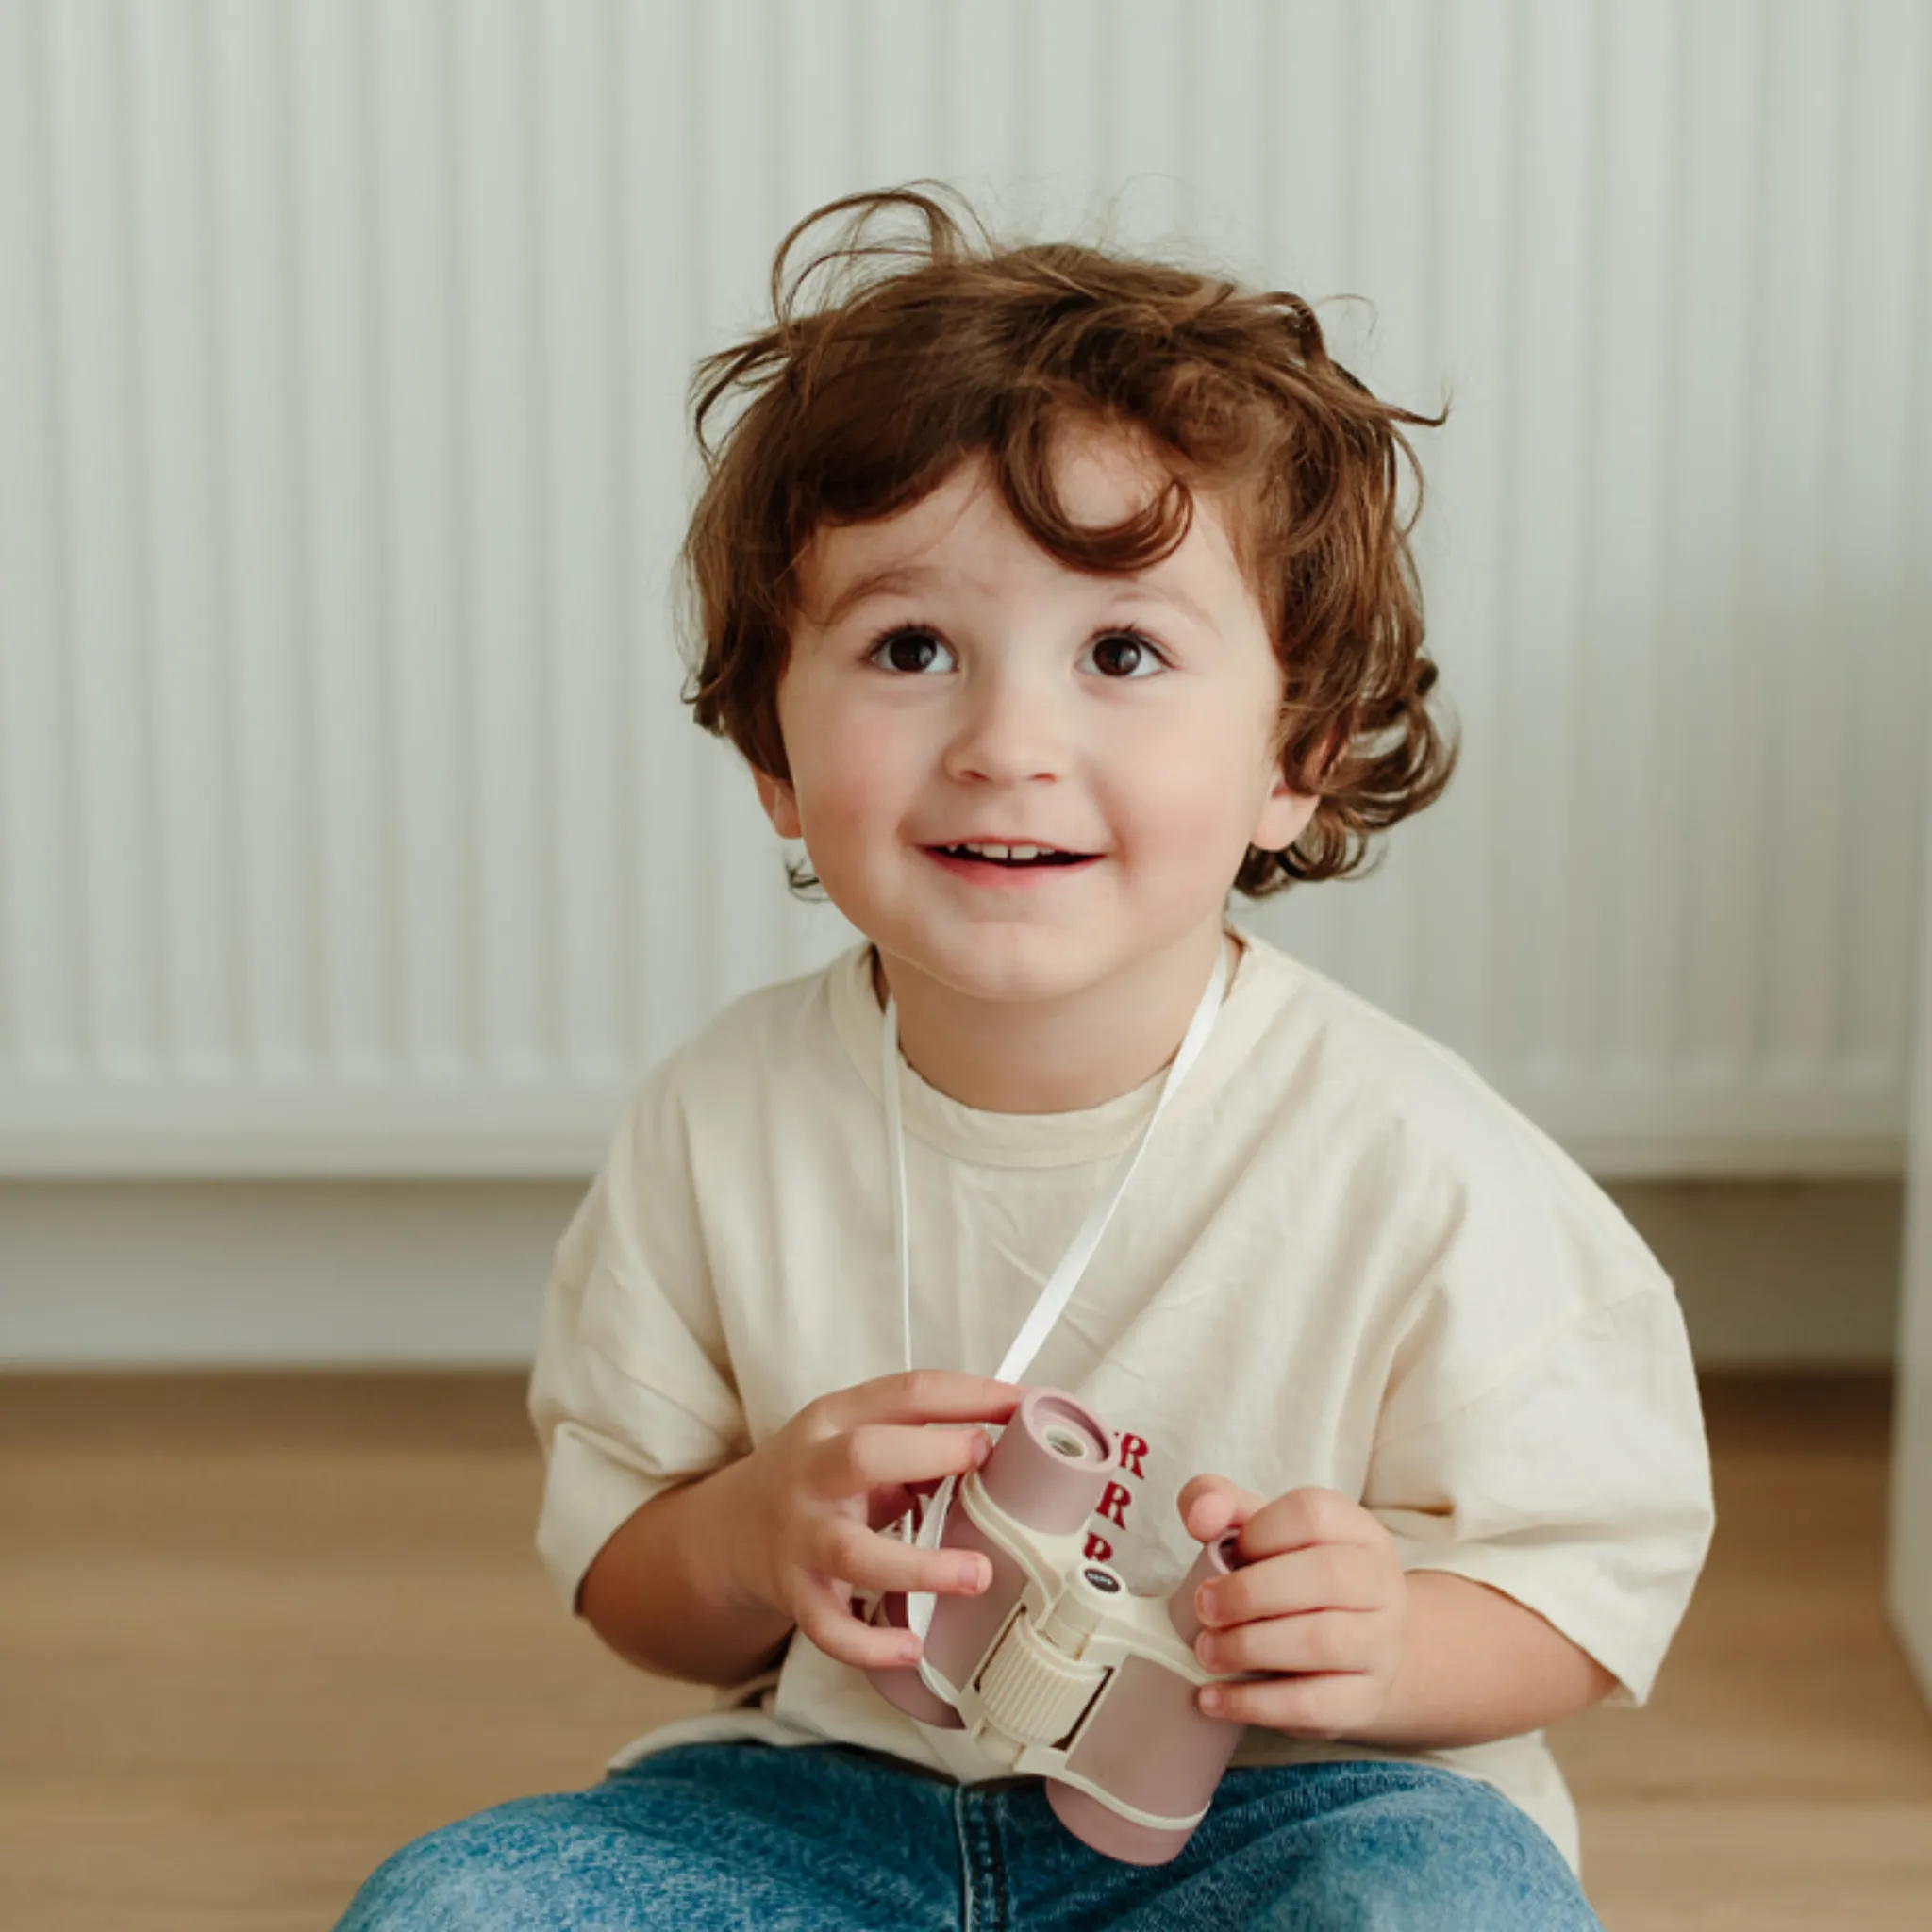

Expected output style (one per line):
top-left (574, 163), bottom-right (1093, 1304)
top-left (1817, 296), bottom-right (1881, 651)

top-left (2, 0), bottom-right (1927, 1186)
top-left (2, 3), bottom-right (1930, 1369)
top-left (1890, 734), bottom-right (1932, 1697)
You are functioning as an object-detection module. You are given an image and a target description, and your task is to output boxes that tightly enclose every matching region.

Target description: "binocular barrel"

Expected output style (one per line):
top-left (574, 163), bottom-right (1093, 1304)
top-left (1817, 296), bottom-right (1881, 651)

top-left (866, 1388), bottom-right (1113, 1726)
top-left (864, 1388), bottom-right (1248, 1864)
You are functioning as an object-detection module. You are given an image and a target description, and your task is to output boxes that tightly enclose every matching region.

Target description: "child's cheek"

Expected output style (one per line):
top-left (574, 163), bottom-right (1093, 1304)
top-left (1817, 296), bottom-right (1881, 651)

top-left (1110, 708), bottom-right (1270, 868)
top-left (792, 716), bottom-right (919, 860)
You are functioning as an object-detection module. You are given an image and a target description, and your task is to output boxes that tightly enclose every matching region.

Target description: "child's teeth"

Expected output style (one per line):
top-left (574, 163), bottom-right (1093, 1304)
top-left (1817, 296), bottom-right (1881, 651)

top-left (945, 841), bottom-right (1076, 863)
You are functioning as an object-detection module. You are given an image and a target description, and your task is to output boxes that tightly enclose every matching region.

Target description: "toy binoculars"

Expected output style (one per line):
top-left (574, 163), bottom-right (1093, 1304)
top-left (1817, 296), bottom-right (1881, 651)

top-left (866, 1387), bottom-right (1250, 1865)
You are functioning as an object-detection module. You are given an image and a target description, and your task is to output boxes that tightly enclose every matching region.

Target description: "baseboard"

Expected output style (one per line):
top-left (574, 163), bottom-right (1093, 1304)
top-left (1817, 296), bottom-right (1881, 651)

top-left (0, 1177), bottom-right (1904, 1370)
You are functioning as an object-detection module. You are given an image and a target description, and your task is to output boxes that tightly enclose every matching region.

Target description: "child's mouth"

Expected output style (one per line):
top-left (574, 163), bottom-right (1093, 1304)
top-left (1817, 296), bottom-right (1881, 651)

top-left (925, 842), bottom-right (1101, 878)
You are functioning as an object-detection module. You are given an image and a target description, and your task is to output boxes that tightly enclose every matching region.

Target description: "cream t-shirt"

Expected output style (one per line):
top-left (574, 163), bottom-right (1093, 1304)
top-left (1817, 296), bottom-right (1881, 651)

top-left (528, 929), bottom-right (1714, 1872)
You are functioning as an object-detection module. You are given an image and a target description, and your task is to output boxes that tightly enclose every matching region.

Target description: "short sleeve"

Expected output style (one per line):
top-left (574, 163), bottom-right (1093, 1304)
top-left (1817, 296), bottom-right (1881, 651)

top-left (1361, 1147), bottom-right (1715, 1707)
top-left (527, 1072), bottom-right (748, 1608)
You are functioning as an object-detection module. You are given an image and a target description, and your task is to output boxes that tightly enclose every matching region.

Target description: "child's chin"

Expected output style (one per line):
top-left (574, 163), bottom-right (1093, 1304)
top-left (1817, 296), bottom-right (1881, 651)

top-left (908, 941), bottom-right (1112, 1008)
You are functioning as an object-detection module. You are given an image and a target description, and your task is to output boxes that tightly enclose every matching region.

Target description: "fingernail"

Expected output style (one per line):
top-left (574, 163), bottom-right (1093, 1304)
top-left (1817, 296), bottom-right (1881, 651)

top-left (1196, 1585), bottom-right (1220, 1624)
top-left (1196, 1634), bottom-right (1220, 1669)
top-left (958, 1557), bottom-right (989, 1591)
top-left (1200, 1687), bottom-right (1224, 1716)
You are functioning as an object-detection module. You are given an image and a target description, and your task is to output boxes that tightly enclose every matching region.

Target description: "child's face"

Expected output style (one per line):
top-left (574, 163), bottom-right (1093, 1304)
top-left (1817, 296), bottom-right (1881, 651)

top-left (756, 425), bottom-right (1317, 1009)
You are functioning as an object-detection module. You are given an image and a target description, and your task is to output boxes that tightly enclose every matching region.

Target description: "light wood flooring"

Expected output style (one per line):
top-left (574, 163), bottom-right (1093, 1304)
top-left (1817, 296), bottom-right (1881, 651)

top-left (3, 1374), bottom-right (1928, 1930)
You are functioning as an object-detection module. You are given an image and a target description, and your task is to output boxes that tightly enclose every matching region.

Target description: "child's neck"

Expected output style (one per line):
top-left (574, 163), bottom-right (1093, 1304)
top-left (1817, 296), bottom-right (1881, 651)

top-left (874, 924), bottom-right (1238, 1115)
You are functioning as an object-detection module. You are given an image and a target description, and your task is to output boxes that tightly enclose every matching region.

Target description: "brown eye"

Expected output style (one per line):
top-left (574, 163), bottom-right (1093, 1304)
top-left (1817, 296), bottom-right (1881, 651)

top-left (871, 627), bottom-right (954, 674)
top-left (1088, 631), bottom-right (1163, 678)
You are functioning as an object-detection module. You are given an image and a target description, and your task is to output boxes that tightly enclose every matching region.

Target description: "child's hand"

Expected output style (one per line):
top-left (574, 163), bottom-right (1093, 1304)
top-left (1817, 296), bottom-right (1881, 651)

top-left (1176, 1474), bottom-right (1408, 1740)
top-left (727, 1370), bottom-right (1024, 1673)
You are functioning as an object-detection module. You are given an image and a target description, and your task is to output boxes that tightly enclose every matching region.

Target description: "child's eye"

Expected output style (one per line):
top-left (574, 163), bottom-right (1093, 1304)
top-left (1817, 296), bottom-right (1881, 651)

top-left (869, 626), bottom-right (956, 675)
top-left (1084, 630), bottom-right (1167, 679)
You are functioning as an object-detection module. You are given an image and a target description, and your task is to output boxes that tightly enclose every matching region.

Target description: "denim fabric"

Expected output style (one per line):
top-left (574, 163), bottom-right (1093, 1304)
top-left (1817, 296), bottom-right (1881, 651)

top-left (335, 1741), bottom-right (1603, 1930)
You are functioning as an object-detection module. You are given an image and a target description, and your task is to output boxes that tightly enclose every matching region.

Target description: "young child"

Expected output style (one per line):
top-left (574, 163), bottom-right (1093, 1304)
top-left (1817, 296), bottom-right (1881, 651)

top-left (339, 188), bottom-right (1713, 1930)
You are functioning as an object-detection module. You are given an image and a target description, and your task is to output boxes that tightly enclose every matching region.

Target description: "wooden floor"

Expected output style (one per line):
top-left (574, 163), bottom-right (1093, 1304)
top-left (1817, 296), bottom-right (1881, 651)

top-left (3, 1374), bottom-right (1928, 1930)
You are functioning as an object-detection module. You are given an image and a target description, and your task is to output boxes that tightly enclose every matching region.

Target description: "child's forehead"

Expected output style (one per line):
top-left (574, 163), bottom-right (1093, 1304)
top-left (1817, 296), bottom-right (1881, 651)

top-left (792, 436), bottom-right (1257, 629)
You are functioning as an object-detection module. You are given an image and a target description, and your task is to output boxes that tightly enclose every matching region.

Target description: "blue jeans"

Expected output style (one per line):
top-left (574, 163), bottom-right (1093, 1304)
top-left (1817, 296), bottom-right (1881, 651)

top-left (335, 1741), bottom-right (1602, 1929)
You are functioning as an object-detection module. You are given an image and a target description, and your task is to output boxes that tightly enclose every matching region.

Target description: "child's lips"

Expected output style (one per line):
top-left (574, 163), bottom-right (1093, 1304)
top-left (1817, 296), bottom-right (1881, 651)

top-left (922, 845), bottom-right (1104, 885)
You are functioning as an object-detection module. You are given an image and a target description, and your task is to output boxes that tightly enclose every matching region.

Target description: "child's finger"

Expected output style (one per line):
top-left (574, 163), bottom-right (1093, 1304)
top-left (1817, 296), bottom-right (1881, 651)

top-left (825, 1372), bottom-right (1027, 1430)
top-left (791, 1574), bottom-right (926, 1672)
top-left (1193, 1607), bottom-right (1376, 1677)
top-left (1232, 1485), bottom-right (1384, 1560)
top-left (1198, 1669), bottom-right (1381, 1737)
top-left (1193, 1542), bottom-right (1389, 1627)
top-left (812, 1517), bottom-right (993, 1602)
top-left (1177, 1473), bottom-right (1265, 1542)
top-left (808, 1422), bottom-right (992, 1501)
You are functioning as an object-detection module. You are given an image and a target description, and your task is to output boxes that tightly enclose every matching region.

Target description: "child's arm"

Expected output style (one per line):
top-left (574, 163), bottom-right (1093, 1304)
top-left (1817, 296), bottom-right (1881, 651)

top-left (1361, 1570), bottom-right (1618, 1746)
top-left (577, 1457), bottom-right (795, 1684)
top-left (1175, 1479), bottom-right (1617, 1749)
top-left (578, 1370), bottom-right (1024, 1688)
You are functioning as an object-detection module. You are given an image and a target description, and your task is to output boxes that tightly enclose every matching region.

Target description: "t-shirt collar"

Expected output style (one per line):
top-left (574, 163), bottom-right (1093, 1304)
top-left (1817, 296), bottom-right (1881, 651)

top-left (825, 926), bottom-right (1296, 1169)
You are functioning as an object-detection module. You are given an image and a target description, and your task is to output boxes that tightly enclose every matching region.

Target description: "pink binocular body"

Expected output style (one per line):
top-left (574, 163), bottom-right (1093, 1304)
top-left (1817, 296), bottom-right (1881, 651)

top-left (865, 1388), bottom-right (1248, 1865)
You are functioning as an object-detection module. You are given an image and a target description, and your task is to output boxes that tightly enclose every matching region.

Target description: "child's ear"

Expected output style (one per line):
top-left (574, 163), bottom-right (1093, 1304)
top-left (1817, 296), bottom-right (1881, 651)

top-left (1251, 723), bottom-right (1339, 853)
top-left (1251, 774), bottom-right (1320, 856)
top-left (1243, 776), bottom-right (1321, 854)
top-left (753, 765), bottom-right (803, 841)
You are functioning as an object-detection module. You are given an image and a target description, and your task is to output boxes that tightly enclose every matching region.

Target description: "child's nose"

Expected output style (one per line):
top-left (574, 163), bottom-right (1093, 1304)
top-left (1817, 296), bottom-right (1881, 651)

top-left (941, 665), bottom-right (1068, 786)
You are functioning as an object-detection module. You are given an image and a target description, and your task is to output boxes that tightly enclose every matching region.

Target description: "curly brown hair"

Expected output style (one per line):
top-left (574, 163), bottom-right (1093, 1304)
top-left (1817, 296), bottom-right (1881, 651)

top-left (683, 187), bottom-right (1456, 895)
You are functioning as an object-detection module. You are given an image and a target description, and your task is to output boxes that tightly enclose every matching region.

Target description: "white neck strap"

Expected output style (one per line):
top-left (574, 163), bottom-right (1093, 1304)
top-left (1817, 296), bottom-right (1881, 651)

top-left (879, 938), bottom-right (1231, 1389)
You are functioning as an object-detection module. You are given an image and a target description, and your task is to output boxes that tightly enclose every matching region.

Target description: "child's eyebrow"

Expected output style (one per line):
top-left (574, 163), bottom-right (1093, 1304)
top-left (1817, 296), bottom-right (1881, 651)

top-left (808, 562), bottom-right (942, 630)
top-left (1107, 578), bottom-right (1217, 634)
top-left (808, 561), bottom-right (1220, 637)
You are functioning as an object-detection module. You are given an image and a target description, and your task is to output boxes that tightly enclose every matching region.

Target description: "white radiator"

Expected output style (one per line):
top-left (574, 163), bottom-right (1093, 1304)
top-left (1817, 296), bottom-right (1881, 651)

top-left (1, 0), bottom-right (1926, 1180)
